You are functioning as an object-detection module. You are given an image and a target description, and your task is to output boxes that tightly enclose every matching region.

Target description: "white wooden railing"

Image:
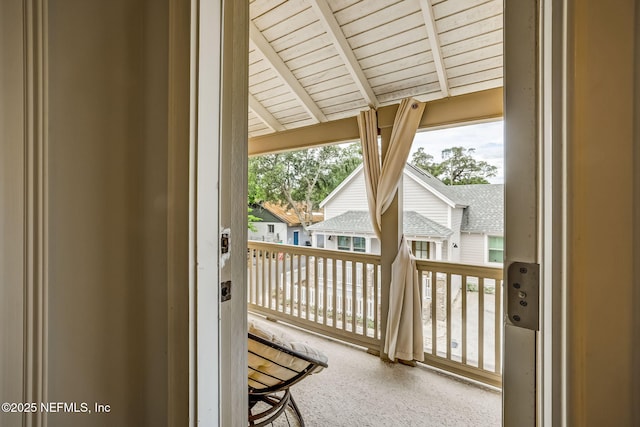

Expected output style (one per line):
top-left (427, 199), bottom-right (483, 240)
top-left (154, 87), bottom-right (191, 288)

top-left (248, 241), bottom-right (503, 387)
top-left (415, 259), bottom-right (503, 386)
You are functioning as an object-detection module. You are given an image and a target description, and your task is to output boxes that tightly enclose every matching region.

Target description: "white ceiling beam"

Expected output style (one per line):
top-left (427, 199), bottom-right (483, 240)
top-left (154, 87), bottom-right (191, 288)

top-left (419, 0), bottom-right (450, 97)
top-left (249, 21), bottom-right (327, 123)
top-left (249, 93), bottom-right (286, 132)
top-left (250, 88), bottom-right (503, 156)
top-left (308, 0), bottom-right (379, 108)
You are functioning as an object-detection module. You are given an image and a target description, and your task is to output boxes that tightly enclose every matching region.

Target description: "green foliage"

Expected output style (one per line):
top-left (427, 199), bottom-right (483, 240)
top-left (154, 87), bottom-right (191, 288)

top-left (411, 146), bottom-right (497, 185)
top-left (248, 144), bottom-right (362, 229)
top-left (410, 147), bottom-right (443, 177)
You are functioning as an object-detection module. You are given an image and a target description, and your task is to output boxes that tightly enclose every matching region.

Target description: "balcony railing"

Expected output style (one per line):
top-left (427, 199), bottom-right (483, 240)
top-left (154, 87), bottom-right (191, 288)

top-left (247, 241), bottom-right (503, 387)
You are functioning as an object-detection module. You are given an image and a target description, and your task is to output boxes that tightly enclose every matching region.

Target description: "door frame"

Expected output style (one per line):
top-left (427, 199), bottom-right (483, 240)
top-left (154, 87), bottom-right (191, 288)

top-left (504, 0), bottom-right (567, 425)
top-left (194, 0), bottom-right (249, 425)
top-left (193, 0), bottom-right (570, 424)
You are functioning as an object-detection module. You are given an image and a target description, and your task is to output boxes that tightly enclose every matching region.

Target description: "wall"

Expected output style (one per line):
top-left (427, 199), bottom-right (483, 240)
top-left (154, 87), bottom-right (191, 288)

top-left (49, 1), bottom-right (170, 424)
top-left (449, 207), bottom-right (464, 262)
top-left (0, 1), bottom-right (25, 424)
top-left (402, 174), bottom-right (450, 226)
top-left (567, 0), bottom-right (638, 424)
top-left (459, 234), bottom-right (485, 265)
top-left (249, 222), bottom-right (287, 243)
top-left (0, 1), bottom-right (192, 425)
top-left (323, 169), bottom-right (368, 218)
top-left (287, 226), bottom-right (311, 246)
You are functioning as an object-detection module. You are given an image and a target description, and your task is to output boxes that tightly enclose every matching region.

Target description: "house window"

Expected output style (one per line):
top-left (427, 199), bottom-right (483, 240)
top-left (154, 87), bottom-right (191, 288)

top-left (337, 236), bottom-right (351, 251)
top-left (267, 224), bottom-right (274, 233)
top-left (412, 241), bottom-right (429, 259)
top-left (353, 237), bottom-right (366, 252)
top-left (487, 236), bottom-right (504, 263)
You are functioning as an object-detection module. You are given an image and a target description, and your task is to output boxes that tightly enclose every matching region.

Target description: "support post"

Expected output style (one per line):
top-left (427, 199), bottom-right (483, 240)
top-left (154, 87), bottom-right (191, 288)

top-left (378, 126), bottom-right (403, 359)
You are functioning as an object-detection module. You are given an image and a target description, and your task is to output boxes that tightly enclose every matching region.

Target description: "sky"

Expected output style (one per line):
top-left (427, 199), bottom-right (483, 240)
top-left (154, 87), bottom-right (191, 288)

top-left (410, 120), bottom-right (504, 184)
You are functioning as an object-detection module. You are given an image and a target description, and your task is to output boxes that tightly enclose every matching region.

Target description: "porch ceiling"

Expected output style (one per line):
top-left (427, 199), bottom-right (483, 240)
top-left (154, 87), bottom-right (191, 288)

top-left (248, 0), bottom-right (504, 149)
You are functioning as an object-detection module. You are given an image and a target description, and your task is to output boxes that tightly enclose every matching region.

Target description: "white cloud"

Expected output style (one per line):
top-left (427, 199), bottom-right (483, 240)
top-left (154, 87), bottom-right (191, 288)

top-left (411, 120), bottom-right (504, 183)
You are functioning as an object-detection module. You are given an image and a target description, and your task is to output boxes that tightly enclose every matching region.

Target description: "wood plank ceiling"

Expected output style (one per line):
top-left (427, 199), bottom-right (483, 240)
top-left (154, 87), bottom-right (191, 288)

top-left (248, 0), bottom-right (503, 138)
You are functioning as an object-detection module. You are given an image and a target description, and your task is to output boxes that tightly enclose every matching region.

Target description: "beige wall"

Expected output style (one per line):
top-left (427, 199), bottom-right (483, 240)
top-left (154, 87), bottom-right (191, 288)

top-left (1, 0), bottom-right (192, 425)
top-left (567, 0), bottom-right (638, 425)
top-left (48, 1), bottom-right (169, 425)
top-left (0, 1), bottom-right (26, 426)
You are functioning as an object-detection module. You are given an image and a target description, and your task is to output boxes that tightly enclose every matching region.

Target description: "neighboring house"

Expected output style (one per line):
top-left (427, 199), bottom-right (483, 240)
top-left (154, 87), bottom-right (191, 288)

top-left (249, 202), bottom-right (323, 246)
top-left (308, 163), bottom-right (504, 266)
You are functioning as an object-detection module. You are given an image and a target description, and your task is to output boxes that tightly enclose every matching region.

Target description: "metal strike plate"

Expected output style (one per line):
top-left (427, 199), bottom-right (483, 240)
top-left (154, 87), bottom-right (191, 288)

top-left (221, 280), bottom-right (232, 302)
top-left (221, 233), bottom-right (229, 254)
top-left (507, 262), bottom-right (539, 330)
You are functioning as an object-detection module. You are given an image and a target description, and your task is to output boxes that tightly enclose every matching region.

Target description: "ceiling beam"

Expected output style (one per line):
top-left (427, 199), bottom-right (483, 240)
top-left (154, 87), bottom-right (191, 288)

top-left (249, 93), bottom-right (286, 132)
top-left (249, 21), bottom-right (327, 123)
top-left (308, 0), bottom-right (379, 108)
top-left (419, 0), bottom-right (450, 97)
top-left (250, 88), bottom-right (503, 156)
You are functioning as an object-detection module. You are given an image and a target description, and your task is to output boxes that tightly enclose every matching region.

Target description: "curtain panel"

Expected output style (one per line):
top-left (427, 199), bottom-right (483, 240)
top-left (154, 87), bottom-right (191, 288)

top-left (357, 98), bottom-right (425, 362)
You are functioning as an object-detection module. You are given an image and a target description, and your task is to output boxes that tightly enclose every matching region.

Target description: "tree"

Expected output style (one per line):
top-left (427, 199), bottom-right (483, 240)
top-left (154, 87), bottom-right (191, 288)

top-left (248, 144), bottom-right (362, 231)
top-left (410, 147), bottom-right (443, 177)
top-left (411, 146), bottom-right (497, 185)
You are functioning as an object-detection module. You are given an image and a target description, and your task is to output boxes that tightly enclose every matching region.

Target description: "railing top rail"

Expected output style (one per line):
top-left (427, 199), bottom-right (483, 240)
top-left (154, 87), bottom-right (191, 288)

top-left (248, 240), bottom-right (381, 264)
top-left (414, 258), bottom-right (503, 279)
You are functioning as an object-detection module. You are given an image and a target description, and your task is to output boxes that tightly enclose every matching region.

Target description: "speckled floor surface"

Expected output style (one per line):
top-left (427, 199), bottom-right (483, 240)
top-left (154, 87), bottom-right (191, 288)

top-left (249, 314), bottom-right (501, 427)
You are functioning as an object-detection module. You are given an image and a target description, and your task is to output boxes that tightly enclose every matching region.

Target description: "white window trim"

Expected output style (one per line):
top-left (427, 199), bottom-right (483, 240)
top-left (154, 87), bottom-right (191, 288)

top-left (486, 234), bottom-right (504, 266)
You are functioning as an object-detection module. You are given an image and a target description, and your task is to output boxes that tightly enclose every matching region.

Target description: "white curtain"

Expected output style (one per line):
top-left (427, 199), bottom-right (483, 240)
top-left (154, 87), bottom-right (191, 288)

top-left (357, 98), bottom-right (426, 362)
top-left (358, 108), bottom-right (381, 239)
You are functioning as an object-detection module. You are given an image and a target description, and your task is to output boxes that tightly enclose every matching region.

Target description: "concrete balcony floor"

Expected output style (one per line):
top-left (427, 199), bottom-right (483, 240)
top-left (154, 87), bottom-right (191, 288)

top-left (250, 314), bottom-right (501, 427)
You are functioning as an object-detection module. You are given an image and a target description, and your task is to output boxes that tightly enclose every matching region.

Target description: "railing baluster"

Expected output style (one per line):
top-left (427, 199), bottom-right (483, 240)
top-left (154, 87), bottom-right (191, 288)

top-left (332, 257), bottom-right (337, 328)
top-left (351, 261), bottom-right (357, 334)
top-left (323, 256), bottom-right (328, 326)
top-left (431, 270), bottom-right (437, 357)
top-left (259, 250), bottom-right (263, 306)
top-left (462, 274), bottom-right (468, 365)
top-left (446, 273), bottom-right (452, 360)
top-left (479, 277), bottom-right (485, 370)
top-left (363, 263), bottom-right (369, 337)
top-left (302, 255), bottom-right (307, 319)
top-left (268, 251), bottom-right (273, 309)
top-left (248, 252), bottom-right (253, 304)
top-left (296, 254), bottom-right (301, 318)
top-left (288, 252), bottom-right (293, 315)
top-left (495, 279), bottom-right (502, 374)
top-left (341, 260), bottom-right (346, 331)
top-left (313, 255), bottom-right (319, 323)
top-left (247, 241), bottom-right (503, 388)
top-left (374, 264), bottom-right (379, 340)
top-left (276, 251), bottom-right (281, 311)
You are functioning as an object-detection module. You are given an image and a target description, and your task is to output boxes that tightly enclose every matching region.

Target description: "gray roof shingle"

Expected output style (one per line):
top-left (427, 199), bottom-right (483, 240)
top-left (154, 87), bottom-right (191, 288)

top-left (406, 163), bottom-right (504, 234)
top-left (449, 184), bottom-right (504, 234)
top-left (308, 210), bottom-right (453, 239)
top-left (404, 163), bottom-right (467, 206)
top-left (314, 163), bottom-right (504, 237)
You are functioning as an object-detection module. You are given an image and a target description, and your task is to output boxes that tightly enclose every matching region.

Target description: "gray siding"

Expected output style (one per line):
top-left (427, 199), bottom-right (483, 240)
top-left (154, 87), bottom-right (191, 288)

top-left (249, 222), bottom-right (287, 243)
top-left (449, 207), bottom-right (464, 262)
top-left (324, 169), bottom-right (368, 219)
top-left (403, 176), bottom-right (450, 227)
top-left (460, 233), bottom-right (486, 265)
